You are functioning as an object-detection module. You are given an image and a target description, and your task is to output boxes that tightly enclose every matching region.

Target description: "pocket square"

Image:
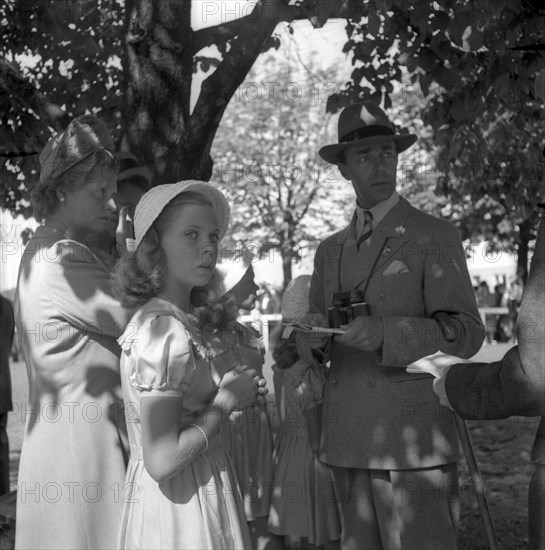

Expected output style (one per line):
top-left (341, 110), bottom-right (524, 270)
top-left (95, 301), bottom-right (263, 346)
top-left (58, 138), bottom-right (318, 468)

top-left (383, 260), bottom-right (410, 276)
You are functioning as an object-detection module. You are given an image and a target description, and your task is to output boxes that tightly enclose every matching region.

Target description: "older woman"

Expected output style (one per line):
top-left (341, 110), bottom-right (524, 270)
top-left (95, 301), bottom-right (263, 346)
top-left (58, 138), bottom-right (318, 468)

top-left (14, 115), bottom-right (132, 550)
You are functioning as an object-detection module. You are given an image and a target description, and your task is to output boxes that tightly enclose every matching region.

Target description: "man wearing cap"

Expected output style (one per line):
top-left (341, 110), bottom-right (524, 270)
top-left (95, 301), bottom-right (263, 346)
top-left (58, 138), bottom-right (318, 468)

top-left (92, 151), bottom-right (151, 263)
top-left (115, 152), bottom-right (152, 210)
top-left (302, 101), bottom-right (484, 549)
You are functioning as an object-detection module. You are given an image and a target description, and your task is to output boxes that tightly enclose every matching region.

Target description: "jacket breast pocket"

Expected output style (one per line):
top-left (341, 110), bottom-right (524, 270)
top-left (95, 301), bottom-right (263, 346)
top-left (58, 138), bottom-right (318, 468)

top-left (368, 272), bottom-right (425, 317)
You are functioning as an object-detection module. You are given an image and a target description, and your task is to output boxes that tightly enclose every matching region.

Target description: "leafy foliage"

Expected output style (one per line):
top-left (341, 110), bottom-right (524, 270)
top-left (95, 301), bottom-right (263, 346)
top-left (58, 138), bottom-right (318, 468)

top-left (2, 0), bottom-right (544, 274)
top-left (0, 0), bottom-right (125, 216)
top-left (333, 0), bottom-right (545, 273)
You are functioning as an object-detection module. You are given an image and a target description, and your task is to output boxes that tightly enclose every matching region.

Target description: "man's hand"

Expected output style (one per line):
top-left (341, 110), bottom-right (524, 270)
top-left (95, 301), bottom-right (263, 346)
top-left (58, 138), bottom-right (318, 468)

top-left (406, 351), bottom-right (473, 378)
top-left (336, 315), bottom-right (383, 351)
top-left (406, 351), bottom-right (475, 409)
top-left (297, 313), bottom-right (330, 349)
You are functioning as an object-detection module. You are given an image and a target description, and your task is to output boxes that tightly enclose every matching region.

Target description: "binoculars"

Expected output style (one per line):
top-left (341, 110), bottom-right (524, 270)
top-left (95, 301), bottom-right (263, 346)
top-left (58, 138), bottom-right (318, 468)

top-left (328, 290), bottom-right (370, 328)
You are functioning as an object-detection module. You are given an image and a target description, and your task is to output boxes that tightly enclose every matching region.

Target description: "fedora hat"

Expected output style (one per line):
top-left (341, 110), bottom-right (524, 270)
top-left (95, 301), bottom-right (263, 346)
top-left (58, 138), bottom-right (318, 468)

top-left (319, 101), bottom-right (417, 164)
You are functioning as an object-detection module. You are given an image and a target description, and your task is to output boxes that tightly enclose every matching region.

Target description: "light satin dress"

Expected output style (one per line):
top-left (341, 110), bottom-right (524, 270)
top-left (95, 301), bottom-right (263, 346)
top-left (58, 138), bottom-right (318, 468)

top-left (117, 297), bottom-right (251, 550)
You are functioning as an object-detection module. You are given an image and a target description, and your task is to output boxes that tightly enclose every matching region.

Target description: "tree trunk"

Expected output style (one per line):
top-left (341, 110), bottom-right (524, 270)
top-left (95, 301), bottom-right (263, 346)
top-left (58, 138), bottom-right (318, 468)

top-left (123, 0), bottom-right (281, 184)
top-left (517, 218), bottom-right (534, 284)
top-left (282, 249), bottom-right (293, 291)
top-left (123, 0), bottom-right (194, 182)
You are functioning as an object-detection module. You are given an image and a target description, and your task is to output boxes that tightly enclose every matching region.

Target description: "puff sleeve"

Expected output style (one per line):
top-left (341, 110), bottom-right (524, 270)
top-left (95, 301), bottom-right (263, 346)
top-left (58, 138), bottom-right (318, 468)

top-left (121, 315), bottom-right (197, 394)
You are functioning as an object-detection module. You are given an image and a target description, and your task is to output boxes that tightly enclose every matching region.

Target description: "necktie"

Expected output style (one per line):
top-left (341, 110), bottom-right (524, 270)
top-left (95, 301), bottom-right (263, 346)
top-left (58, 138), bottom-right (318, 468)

top-left (357, 210), bottom-right (373, 248)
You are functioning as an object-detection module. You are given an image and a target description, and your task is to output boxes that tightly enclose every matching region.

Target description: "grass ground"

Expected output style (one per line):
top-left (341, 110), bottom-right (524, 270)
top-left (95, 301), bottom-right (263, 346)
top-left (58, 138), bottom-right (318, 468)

top-left (1, 342), bottom-right (540, 549)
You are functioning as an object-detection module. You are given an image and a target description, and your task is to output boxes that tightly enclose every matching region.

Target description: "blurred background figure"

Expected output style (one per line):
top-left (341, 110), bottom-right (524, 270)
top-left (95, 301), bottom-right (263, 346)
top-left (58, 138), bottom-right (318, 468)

top-left (475, 280), bottom-right (493, 307)
top-left (93, 151), bottom-right (151, 267)
top-left (114, 152), bottom-right (151, 209)
top-left (507, 269), bottom-right (525, 342)
top-left (493, 281), bottom-right (513, 343)
top-left (475, 281), bottom-right (498, 343)
top-left (257, 281), bottom-right (282, 315)
top-left (494, 281), bottom-right (508, 307)
top-left (0, 295), bottom-right (14, 496)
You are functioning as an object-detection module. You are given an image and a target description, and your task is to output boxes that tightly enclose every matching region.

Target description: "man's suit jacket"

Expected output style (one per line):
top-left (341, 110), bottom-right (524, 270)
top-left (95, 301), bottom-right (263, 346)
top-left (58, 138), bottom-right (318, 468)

top-left (309, 197), bottom-right (484, 470)
top-left (444, 209), bottom-right (545, 463)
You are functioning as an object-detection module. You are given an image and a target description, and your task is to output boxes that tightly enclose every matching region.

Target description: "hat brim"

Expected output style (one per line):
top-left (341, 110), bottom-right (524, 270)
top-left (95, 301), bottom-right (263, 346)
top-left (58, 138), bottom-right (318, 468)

top-left (176, 182), bottom-right (231, 240)
top-left (319, 134), bottom-right (417, 165)
top-left (118, 166), bottom-right (152, 186)
top-left (134, 181), bottom-right (231, 247)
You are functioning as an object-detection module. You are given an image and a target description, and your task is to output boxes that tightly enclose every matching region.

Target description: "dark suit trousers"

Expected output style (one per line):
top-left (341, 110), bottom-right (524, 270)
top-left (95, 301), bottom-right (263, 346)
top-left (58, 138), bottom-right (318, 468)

top-left (332, 464), bottom-right (459, 550)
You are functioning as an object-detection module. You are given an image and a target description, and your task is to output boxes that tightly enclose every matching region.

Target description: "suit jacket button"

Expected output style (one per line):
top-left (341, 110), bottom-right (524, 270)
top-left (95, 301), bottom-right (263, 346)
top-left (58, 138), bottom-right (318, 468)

top-left (379, 293), bottom-right (385, 300)
top-left (330, 378), bottom-right (338, 386)
top-left (367, 380), bottom-right (375, 388)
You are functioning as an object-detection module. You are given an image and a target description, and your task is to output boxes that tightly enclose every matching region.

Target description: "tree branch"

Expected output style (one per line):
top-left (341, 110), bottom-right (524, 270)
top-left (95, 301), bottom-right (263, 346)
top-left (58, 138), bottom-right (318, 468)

top-left (189, 1), bottom-right (282, 155)
top-left (191, 0), bottom-right (338, 54)
top-left (191, 13), bottom-right (258, 54)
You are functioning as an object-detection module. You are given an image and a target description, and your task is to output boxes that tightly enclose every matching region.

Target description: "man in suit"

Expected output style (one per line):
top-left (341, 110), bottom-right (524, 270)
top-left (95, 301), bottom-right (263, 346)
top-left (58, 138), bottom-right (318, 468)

top-left (408, 202), bottom-right (544, 550)
top-left (407, 70), bottom-right (545, 549)
top-left (0, 295), bottom-right (15, 495)
top-left (300, 101), bottom-right (485, 550)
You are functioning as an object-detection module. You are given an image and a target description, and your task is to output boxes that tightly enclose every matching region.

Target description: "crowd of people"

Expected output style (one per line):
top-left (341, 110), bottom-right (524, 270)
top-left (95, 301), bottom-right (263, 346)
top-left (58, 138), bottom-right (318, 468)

top-left (0, 99), bottom-right (543, 550)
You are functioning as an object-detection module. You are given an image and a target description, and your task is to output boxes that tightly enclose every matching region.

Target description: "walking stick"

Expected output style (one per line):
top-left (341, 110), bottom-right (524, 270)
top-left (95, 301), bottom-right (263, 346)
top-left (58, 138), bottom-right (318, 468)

top-left (454, 415), bottom-right (500, 550)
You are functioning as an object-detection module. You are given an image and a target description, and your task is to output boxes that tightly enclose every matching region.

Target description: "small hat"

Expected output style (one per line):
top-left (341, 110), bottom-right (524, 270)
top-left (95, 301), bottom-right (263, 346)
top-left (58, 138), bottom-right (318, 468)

top-left (134, 181), bottom-right (230, 247)
top-left (39, 115), bottom-right (114, 183)
top-left (116, 152), bottom-right (152, 189)
top-left (281, 275), bottom-right (312, 322)
top-left (318, 101), bottom-right (417, 165)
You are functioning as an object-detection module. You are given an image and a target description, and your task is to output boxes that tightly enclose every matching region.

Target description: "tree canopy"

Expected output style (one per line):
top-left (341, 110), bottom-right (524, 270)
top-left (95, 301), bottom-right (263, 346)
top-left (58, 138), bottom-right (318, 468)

top-left (1, 0), bottom-right (344, 216)
top-left (1, 0), bottom-right (544, 273)
top-left (332, 0), bottom-right (545, 276)
top-left (211, 53), bottom-right (354, 287)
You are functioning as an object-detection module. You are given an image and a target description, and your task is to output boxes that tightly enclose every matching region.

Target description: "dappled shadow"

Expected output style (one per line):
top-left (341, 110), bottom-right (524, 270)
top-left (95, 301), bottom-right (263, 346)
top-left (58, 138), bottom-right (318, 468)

top-left (15, 226), bottom-right (130, 438)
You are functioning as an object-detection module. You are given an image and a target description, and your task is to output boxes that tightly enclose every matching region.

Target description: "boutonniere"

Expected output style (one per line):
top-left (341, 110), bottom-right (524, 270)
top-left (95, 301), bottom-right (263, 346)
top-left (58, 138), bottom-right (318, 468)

top-left (394, 225), bottom-right (406, 237)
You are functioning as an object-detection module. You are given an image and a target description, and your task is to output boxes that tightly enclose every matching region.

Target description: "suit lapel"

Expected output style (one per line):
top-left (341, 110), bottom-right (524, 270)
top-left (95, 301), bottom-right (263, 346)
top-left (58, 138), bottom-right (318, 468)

top-left (341, 198), bottom-right (414, 292)
top-left (322, 217), bottom-right (353, 307)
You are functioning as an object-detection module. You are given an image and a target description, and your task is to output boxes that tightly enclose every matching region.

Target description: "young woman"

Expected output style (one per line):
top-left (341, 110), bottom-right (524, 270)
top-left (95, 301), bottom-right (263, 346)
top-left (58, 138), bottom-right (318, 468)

top-left (114, 181), bottom-right (266, 549)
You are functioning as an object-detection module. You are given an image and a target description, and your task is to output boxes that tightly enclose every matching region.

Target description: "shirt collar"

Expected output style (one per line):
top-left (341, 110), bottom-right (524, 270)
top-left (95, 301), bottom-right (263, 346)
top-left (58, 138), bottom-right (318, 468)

top-left (356, 191), bottom-right (399, 230)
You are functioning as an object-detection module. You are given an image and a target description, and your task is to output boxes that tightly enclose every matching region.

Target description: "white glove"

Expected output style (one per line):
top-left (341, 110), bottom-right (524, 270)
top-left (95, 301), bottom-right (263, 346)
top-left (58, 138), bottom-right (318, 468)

top-left (406, 351), bottom-right (475, 409)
